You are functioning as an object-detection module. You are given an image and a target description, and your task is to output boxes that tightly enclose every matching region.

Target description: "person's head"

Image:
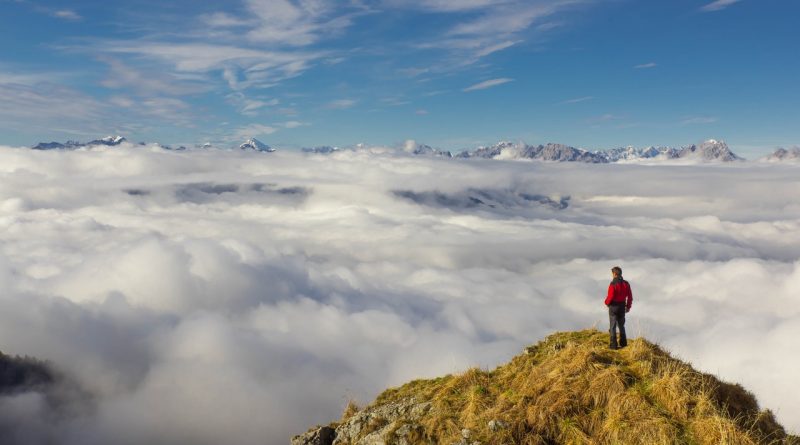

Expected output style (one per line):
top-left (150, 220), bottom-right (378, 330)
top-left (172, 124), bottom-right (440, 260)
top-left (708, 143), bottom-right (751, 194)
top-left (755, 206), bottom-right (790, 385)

top-left (611, 266), bottom-right (622, 278)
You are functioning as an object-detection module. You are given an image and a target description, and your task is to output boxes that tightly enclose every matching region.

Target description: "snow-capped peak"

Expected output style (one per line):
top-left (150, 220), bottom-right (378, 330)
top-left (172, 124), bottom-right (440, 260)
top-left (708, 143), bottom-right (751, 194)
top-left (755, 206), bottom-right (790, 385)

top-left (100, 135), bottom-right (126, 144)
top-left (86, 135), bottom-right (127, 146)
top-left (239, 138), bottom-right (275, 152)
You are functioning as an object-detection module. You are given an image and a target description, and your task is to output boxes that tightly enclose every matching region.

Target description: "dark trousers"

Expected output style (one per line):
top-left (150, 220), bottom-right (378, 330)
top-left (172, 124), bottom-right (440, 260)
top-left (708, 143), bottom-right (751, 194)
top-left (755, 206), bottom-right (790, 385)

top-left (608, 303), bottom-right (627, 348)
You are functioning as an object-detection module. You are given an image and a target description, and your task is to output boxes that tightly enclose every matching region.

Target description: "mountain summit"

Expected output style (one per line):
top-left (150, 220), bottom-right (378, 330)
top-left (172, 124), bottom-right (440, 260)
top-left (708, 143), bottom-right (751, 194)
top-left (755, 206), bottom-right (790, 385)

top-left (292, 330), bottom-right (796, 445)
top-left (239, 138), bottom-right (275, 152)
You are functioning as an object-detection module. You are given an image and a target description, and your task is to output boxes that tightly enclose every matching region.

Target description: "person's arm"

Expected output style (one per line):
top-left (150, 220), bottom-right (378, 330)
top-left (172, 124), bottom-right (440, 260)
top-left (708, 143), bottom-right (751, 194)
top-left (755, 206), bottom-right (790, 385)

top-left (605, 284), bottom-right (613, 306)
top-left (625, 282), bottom-right (633, 312)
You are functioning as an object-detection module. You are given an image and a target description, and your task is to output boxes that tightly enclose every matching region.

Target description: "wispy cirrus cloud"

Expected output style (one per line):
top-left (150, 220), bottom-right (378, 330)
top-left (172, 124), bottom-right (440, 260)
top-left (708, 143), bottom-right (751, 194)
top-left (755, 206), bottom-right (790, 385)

top-left (681, 116), bottom-right (718, 125)
top-left (280, 120), bottom-right (308, 128)
top-left (232, 123), bottom-right (278, 140)
top-left (226, 92), bottom-right (279, 116)
top-left (89, 42), bottom-right (323, 92)
top-left (326, 99), bottom-right (357, 109)
top-left (560, 96), bottom-right (594, 104)
top-left (200, 0), bottom-right (366, 47)
top-left (407, 1), bottom-right (594, 66)
top-left (587, 113), bottom-right (623, 124)
top-left (99, 57), bottom-right (209, 96)
top-left (701, 0), bottom-right (743, 12)
top-left (52, 9), bottom-right (81, 20)
top-left (0, 81), bottom-right (108, 131)
top-left (385, 0), bottom-right (510, 13)
top-left (634, 62), bottom-right (657, 69)
top-left (463, 78), bottom-right (514, 92)
top-left (11, 0), bottom-right (82, 21)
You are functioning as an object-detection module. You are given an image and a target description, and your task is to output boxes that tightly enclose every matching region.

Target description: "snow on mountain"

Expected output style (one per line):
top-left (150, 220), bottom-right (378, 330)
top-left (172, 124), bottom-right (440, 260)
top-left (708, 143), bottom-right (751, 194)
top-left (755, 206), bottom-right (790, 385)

top-left (401, 140), bottom-right (452, 157)
top-left (762, 147), bottom-right (800, 162)
top-left (676, 139), bottom-right (742, 162)
top-left (26, 136), bottom-right (746, 163)
top-left (89, 135), bottom-right (127, 146)
top-left (31, 136), bottom-right (126, 150)
top-left (452, 139), bottom-right (742, 163)
top-left (456, 141), bottom-right (607, 163)
top-left (600, 145), bottom-right (679, 162)
top-left (239, 138), bottom-right (275, 152)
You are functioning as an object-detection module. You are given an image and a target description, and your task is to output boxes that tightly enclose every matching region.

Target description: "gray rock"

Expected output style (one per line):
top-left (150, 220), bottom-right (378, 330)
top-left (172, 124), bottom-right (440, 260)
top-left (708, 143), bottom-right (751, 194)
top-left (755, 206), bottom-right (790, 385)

top-left (488, 419), bottom-right (507, 431)
top-left (331, 398), bottom-right (432, 445)
top-left (291, 426), bottom-right (336, 445)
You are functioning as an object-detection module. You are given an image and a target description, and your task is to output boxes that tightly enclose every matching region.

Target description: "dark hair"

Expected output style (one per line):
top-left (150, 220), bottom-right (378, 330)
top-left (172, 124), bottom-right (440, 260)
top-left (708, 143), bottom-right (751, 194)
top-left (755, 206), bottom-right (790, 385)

top-left (611, 266), bottom-right (622, 276)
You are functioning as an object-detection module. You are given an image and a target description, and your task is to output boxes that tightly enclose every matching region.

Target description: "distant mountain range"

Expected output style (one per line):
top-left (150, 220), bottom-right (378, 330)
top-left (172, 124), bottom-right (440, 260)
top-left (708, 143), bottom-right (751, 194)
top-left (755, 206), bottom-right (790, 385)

top-left (445, 139), bottom-right (743, 163)
top-left (32, 135), bottom-right (127, 150)
top-left (25, 136), bottom-right (798, 163)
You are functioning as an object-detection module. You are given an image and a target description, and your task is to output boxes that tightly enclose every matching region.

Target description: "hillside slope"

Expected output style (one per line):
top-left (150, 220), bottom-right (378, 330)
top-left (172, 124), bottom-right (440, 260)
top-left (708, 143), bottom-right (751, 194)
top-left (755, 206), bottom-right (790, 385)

top-left (293, 330), bottom-right (798, 445)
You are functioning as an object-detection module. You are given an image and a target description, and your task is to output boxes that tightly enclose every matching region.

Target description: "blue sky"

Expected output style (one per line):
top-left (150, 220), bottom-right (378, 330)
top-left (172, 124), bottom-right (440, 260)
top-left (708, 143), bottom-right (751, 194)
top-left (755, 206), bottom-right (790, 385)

top-left (0, 0), bottom-right (798, 156)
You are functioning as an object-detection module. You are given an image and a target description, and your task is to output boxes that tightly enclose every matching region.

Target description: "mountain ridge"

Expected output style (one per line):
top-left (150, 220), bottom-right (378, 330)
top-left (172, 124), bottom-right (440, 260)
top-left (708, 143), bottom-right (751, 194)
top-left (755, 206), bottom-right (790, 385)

top-left (26, 136), bottom-right (789, 163)
top-left (292, 329), bottom-right (798, 445)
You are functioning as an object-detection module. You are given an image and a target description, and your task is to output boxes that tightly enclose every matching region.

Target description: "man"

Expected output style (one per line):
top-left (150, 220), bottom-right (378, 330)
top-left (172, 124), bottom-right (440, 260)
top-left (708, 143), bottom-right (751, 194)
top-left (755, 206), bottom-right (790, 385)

top-left (604, 266), bottom-right (632, 349)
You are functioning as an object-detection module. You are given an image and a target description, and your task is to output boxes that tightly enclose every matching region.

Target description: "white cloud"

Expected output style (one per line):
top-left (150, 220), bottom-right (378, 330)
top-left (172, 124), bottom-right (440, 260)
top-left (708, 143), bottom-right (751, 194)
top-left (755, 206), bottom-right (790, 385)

top-left (0, 147), bottom-right (799, 444)
top-left (281, 120), bottom-right (308, 128)
top-left (0, 81), bottom-right (117, 138)
top-left (386, 0), bottom-right (510, 13)
top-left (239, 0), bottom-right (365, 47)
top-left (52, 9), bottom-right (81, 20)
top-left (447, 3), bottom-right (559, 37)
top-left (407, 1), bottom-right (593, 66)
top-left (701, 0), bottom-right (743, 12)
top-left (326, 99), bottom-right (356, 109)
top-left (634, 62), bottom-right (657, 69)
top-left (93, 42), bottom-right (323, 91)
top-left (473, 39), bottom-right (520, 57)
top-left (463, 77), bottom-right (514, 92)
top-left (226, 92), bottom-right (280, 116)
top-left (560, 95), bottom-right (593, 104)
top-left (232, 123), bottom-right (278, 139)
top-left (587, 113), bottom-right (622, 123)
top-left (681, 116), bottom-right (718, 125)
top-left (200, 12), bottom-right (252, 28)
top-left (100, 58), bottom-right (209, 96)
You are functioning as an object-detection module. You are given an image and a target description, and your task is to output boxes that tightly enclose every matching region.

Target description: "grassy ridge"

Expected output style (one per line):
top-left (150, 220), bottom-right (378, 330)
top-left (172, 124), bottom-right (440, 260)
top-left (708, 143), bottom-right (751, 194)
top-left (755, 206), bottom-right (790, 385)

top-left (336, 330), bottom-right (798, 445)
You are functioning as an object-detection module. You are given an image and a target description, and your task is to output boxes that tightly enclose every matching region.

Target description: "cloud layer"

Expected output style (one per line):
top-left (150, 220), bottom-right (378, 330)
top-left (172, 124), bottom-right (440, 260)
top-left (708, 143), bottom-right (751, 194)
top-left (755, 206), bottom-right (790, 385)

top-left (0, 145), bottom-right (798, 443)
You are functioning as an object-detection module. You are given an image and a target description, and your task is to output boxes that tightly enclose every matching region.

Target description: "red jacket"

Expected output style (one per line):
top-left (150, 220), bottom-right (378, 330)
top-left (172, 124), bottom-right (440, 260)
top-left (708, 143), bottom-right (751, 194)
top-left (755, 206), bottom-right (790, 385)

top-left (605, 278), bottom-right (632, 309)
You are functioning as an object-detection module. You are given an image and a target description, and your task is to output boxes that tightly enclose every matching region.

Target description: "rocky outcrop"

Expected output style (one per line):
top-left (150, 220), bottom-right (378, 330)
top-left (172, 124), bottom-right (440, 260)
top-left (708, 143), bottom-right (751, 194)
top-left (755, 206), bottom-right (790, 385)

top-left (292, 426), bottom-right (336, 445)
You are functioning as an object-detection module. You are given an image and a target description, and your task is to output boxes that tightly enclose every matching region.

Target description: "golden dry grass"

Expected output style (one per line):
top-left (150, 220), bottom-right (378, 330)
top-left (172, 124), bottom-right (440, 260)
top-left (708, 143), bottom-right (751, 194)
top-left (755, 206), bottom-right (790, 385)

top-left (335, 329), bottom-right (795, 444)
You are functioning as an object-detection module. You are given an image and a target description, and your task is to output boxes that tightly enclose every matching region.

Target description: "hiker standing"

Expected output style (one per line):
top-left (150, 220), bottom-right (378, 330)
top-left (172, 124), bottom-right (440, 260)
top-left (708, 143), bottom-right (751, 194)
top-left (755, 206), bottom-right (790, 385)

top-left (605, 266), bottom-right (632, 349)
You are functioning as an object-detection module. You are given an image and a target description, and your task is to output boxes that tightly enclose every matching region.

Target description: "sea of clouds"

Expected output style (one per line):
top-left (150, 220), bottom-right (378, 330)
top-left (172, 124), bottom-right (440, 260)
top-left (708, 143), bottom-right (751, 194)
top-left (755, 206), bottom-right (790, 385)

top-left (0, 144), bottom-right (798, 444)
